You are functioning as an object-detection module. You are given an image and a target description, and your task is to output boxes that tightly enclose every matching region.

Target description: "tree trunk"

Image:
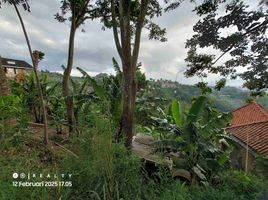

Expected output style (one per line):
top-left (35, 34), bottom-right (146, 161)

top-left (0, 56), bottom-right (9, 96)
top-left (63, 19), bottom-right (76, 134)
top-left (32, 57), bottom-right (49, 145)
top-left (14, 4), bottom-right (49, 145)
top-left (121, 67), bottom-right (136, 147)
top-left (112, 0), bottom-right (148, 147)
top-left (119, 0), bottom-right (135, 147)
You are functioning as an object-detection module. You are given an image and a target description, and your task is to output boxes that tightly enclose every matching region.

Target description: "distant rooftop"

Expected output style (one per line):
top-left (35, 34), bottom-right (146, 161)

top-left (1, 57), bottom-right (33, 69)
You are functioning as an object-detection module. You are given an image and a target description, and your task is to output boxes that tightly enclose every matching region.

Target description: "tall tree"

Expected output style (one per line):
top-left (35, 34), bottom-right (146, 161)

top-left (0, 0), bottom-right (49, 144)
top-left (0, 56), bottom-right (9, 96)
top-left (55, 0), bottom-right (93, 133)
top-left (14, 3), bottom-right (49, 145)
top-left (185, 0), bottom-right (268, 95)
top-left (95, 0), bottom-right (166, 146)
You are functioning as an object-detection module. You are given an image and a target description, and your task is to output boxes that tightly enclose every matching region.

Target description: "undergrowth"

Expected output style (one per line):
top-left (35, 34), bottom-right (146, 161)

top-left (0, 113), bottom-right (266, 200)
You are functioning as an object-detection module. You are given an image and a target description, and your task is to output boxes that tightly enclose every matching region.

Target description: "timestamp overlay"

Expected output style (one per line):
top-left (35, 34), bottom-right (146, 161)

top-left (11, 172), bottom-right (73, 188)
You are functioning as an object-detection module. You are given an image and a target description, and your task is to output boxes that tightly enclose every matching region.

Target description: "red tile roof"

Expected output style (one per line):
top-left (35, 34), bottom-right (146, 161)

top-left (227, 121), bottom-right (268, 156)
top-left (230, 101), bottom-right (268, 127)
top-left (227, 101), bottom-right (268, 157)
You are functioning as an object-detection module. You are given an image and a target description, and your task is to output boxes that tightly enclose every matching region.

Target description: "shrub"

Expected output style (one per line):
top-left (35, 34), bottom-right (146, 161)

top-left (155, 170), bottom-right (265, 200)
top-left (212, 170), bottom-right (265, 200)
top-left (0, 95), bottom-right (28, 147)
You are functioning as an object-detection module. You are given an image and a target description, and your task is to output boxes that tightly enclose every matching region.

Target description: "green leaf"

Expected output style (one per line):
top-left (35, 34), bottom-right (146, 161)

top-left (112, 57), bottom-right (121, 75)
top-left (193, 165), bottom-right (207, 180)
top-left (171, 99), bottom-right (182, 127)
top-left (77, 67), bottom-right (106, 100)
top-left (187, 96), bottom-right (207, 122)
top-left (217, 153), bottom-right (229, 166)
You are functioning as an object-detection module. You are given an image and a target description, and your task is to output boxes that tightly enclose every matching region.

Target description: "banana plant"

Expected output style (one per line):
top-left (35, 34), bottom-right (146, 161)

top-left (75, 59), bottom-right (122, 126)
top-left (153, 96), bottom-right (232, 183)
top-left (11, 72), bottom-right (59, 123)
top-left (47, 96), bottom-right (65, 134)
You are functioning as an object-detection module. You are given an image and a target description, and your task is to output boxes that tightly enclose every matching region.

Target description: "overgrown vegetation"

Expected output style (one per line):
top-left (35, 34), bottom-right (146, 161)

top-left (0, 0), bottom-right (267, 199)
top-left (0, 70), bottom-right (267, 200)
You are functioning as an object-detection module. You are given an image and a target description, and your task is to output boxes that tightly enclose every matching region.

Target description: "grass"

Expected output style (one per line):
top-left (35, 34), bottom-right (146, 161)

top-left (0, 112), bottom-right (267, 200)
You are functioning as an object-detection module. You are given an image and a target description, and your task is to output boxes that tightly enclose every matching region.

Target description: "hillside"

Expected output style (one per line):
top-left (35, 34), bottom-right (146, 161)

top-left (145, 79), bottom-right (268, 112)
top-left (43, 71), bottom-right (268, 112)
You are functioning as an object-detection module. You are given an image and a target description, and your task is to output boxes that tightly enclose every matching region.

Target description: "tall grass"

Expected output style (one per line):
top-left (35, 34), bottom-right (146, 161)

top-left (61, 114), bottom-right (143, 200)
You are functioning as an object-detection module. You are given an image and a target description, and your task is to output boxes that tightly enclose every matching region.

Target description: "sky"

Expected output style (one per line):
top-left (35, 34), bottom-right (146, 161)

top-left (0, 0), bottom-right (253, 87)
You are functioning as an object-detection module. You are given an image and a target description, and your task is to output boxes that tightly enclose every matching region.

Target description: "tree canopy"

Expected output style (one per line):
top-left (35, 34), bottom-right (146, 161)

top-left (185, 0), bottom-right (268, 95)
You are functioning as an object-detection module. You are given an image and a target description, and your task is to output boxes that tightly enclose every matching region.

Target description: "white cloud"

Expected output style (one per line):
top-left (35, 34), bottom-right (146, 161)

top-left (0, 0), bottom-right (253, 88)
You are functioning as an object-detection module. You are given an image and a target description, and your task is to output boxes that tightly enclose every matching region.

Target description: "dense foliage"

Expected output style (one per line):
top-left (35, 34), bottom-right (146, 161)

top-left (0, 0), bottom-right (267, 198)
top-left (0, 71), bottom-right (267, 199)
top-left (185, 0), bottom-right (268, 95)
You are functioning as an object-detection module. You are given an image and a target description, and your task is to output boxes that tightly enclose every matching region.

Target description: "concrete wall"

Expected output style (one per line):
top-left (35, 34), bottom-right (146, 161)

top-left (4, 67), bottom-right (26, 78)
top-left (230, 143), bottom-right (255, 172)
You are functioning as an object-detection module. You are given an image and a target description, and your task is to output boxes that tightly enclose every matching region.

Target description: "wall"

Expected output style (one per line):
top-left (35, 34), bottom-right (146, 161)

top-left (230, 143), bottom-right (255, 172)
top-left (4, 67), bottom-right (26, 78)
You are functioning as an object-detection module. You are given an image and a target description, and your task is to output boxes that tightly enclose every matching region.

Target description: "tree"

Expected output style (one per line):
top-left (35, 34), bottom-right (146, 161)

top-left (55, 0), bottom-right (93, 133)
top-left (0, 56), bottom-right (9, 96)
top-left (0, 0), bottom-right (49, 144)
top-left (185, 0), bottom-right (268, 95)
top-left (95, 0), bottom-right (166, 146)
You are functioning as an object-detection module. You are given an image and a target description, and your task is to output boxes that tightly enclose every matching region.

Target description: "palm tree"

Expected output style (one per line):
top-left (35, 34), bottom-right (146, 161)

top-left (1, 0), bottom-right (49, 145)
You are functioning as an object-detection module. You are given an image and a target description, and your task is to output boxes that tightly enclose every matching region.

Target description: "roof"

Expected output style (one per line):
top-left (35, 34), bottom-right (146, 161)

top-left (227, 121), bottom-right (268, 157)
top-left (1, 57), bottom-right (33, 69)
top-left (230, 101), bottom-right (268, 127)
top-left (227, 101), bottom-right (268, 157)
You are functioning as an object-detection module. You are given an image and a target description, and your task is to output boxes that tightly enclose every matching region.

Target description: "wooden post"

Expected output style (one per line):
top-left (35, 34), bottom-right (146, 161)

top-left (245, 132), bottom-right (249, 172)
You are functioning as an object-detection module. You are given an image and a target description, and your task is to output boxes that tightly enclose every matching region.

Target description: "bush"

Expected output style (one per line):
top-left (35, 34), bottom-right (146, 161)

top-left (0, 95), bottom-right (28, 147)
top-left (156, 170), bottom-right (265, 200)
top-left (214, 170), bottom-right (265, 199)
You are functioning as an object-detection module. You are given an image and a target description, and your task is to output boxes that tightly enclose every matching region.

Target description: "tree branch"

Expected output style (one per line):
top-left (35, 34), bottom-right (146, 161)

top-left (132, 0), bottom-right (150, 68)
top-left (75, 0), bottom-right (90, 28)
top-left (111, 0), bottom-right (122, 58)
top-left (212, 19), bottom-right (268, 65)
top-left (119, 0), bottom-right (131, 63)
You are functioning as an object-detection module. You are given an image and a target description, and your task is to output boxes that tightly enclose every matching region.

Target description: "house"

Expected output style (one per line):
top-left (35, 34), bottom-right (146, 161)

top-left (227, 101), bottom-right (268, 171)
top-left (1, 57), bottom-right (33, 78)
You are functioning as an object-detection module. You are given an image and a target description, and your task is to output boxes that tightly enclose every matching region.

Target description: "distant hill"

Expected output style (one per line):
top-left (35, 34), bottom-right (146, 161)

top-left (42, 71), bottom-right (268, 112)
top-left (148, 79), bottom-right (268, 112)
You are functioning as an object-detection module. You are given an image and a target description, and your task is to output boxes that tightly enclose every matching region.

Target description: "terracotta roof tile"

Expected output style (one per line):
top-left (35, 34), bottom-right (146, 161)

top-left (227, 120), bottom-right (268, 156)
top-left (230, 101), bottom-right (268, 127)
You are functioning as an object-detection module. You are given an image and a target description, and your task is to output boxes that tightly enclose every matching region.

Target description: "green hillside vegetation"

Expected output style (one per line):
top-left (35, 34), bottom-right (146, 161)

top-left (1, 0), bottom-right (268, 199)
top-left (42, 71), bottom-right (268, 112)
top-left (147, 79), bottom-right (268, 111)
top-left (1, 69), bottom-right (267, 200)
